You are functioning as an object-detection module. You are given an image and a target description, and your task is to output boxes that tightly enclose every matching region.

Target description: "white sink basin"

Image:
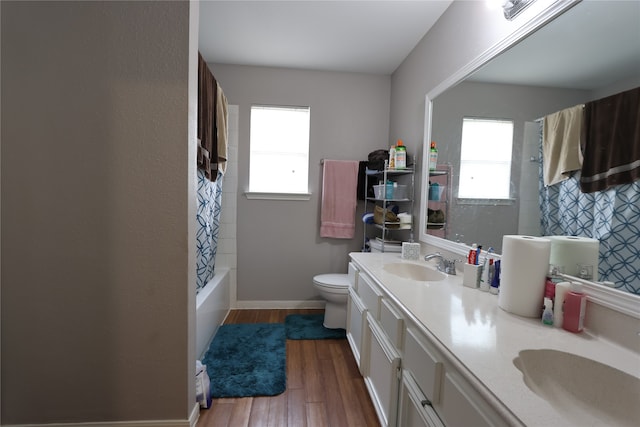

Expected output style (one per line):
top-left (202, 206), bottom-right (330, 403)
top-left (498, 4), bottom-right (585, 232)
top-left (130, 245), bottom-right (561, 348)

top-left (383, 262), bottom-right (446, 282)
top-left (513, 349), bottom-right (640, 426)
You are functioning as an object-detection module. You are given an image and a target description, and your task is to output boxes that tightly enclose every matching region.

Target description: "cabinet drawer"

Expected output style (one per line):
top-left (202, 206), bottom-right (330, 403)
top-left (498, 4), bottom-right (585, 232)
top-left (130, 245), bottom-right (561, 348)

top-left (403, 328), bottom-right (443, 404)
top-left (358, 273), bottom-right (382, 319)
top-left (348, 262), bottom-right (359, 290)
top-left (380, 298), bottom-right (404, 350)
top-left (398, 371), bottom-right (445, 427)
top-left (441, 373), bottom-right (492, 427)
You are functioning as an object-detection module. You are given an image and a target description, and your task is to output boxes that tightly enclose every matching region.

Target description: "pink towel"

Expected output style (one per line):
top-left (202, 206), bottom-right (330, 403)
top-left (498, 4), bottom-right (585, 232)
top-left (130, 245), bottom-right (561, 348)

top-left (320, 160), bottom-right (359, 239)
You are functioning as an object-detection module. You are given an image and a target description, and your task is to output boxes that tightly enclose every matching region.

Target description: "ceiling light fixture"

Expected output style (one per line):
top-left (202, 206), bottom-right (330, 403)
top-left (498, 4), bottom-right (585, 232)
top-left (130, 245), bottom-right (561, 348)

top-left (502, 0), bottom-right (536, 20)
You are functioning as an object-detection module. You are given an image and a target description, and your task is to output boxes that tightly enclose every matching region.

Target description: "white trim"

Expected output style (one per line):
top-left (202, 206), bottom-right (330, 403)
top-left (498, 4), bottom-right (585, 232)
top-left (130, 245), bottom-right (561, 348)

top-left (244, 191), bottom-right (312, 201)
top-left (1, 419), bottom-right (193, 427)
top-left (235, 300), bottom-right (325, 310)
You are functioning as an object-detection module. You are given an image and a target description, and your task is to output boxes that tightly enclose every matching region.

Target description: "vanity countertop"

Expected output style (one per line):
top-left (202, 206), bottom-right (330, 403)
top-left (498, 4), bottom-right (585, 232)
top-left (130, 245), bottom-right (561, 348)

top-left (350, 252), bottom-right (640, 427)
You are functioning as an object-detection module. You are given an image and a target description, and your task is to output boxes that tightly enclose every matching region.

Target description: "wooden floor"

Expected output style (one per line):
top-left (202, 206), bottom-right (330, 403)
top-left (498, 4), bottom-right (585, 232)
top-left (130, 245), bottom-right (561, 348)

top-left (197, 309), bottom-right (381, 427)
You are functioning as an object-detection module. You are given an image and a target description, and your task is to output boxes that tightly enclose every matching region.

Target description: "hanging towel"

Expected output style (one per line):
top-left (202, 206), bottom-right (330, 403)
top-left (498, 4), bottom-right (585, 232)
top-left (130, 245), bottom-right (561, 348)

top-left (542, 104), bottom-right (584, 186)
top-left (216, 81), bottom-right (229, 175)
top-left (580, 87), bottom-right (640, 193)
top-left (320, 160), bottom-right (359, 239)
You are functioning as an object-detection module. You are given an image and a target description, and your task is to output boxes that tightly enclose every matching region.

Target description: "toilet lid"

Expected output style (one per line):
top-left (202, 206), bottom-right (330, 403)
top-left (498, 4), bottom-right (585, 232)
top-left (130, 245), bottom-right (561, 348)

top-left (313, 273), bottom-right (350, 289)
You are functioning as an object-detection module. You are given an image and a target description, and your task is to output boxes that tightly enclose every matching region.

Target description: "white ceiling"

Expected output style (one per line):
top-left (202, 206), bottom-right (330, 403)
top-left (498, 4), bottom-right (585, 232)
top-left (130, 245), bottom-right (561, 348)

top-left (198, 0), bottom-right (453, 75)
top-left (198, 1), bottom-right (640, 89)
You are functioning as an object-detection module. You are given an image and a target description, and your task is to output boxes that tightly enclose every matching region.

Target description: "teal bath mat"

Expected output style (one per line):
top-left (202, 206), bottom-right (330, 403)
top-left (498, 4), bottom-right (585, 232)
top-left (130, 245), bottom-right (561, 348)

top-left (202, 323), bottom-right (286, 398)
top-left (285, 314), bottom-right (346, 340)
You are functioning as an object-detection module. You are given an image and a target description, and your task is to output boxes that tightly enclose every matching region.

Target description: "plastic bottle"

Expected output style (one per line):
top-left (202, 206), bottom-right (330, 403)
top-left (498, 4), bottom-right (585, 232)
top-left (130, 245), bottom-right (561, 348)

top-left (388, 145), bottom-right (396, 169)
top-left (563, 282), bottom-right (587, 333)
top-left (541, 297), bottom-right (554, 325)
top-left (395, 139), bottom-right (407, 169)
top-left (553, 281), bottom-right (570, 328)
top-left (428, 141), bottom-right (438, 171)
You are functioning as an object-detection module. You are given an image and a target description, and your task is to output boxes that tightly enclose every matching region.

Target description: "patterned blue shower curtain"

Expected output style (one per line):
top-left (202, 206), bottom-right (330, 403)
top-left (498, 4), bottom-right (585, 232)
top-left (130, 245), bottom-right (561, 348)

top-left (538, 124), bottom-right (640, 294)
top-left (196, 169), bottom-right (225, 292)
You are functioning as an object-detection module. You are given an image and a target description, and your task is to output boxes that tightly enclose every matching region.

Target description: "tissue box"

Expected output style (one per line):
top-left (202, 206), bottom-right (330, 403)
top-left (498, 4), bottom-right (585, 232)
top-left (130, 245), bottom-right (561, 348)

top-left (463, 263), bottom-right (482, 288)
top-left (402, 242), bottom-right (421, 260)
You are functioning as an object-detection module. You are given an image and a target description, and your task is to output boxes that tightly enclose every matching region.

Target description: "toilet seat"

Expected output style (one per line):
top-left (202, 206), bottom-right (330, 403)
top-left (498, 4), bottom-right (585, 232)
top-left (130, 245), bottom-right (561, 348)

top-left (313, 274), bottom-right (350, 290)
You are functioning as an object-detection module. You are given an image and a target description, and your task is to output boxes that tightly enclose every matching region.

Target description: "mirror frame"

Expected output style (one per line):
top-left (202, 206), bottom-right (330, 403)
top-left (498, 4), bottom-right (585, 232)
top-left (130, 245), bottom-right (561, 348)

top-left (418, 0), bottom-right (640, 317)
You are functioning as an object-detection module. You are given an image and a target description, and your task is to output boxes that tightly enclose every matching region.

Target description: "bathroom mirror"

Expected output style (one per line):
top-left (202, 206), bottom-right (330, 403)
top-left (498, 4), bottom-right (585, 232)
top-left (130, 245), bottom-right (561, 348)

top-left (421, 0), bottom-right (640, 296)
top-left (421, 1), bottom-right (640, 300)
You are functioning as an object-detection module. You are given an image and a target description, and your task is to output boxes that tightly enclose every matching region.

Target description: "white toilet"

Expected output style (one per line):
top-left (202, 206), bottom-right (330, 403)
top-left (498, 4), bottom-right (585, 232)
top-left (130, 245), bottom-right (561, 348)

top-left (313, 274), bottom-right (350, 329)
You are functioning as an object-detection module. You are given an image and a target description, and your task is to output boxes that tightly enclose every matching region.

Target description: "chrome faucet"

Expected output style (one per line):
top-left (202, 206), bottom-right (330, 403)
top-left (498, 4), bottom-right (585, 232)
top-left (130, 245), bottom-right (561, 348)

top-left (424, 252), bottom-right (458, 275)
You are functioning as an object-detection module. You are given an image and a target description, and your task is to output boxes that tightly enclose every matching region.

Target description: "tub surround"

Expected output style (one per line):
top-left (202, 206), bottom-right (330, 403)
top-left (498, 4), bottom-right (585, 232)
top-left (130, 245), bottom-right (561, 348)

top-left (349, 252), bottom-right (639, 426)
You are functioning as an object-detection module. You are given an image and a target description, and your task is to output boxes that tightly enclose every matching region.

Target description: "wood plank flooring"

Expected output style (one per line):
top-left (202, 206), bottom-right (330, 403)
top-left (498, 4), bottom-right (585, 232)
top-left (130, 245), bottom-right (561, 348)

top-left (197, 309), bottom-right (381, 427)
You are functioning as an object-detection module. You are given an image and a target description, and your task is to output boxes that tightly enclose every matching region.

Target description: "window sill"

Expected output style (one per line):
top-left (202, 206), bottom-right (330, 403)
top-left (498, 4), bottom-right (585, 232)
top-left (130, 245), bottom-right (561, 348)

top-left (245, 191), bottom-right (312, 201)
top-left (456, 198), bottom-right (516, 206)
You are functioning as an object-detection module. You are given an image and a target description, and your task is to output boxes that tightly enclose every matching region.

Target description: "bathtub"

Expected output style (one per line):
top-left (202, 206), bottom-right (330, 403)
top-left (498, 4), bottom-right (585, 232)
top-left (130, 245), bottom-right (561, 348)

top-left (196, 268), bottom-right (230, 358)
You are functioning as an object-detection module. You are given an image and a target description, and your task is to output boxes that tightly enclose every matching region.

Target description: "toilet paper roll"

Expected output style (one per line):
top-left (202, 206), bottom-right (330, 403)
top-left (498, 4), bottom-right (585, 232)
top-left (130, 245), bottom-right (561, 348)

top-left (498, 235), bottom-right (551, 318)
top-left (548, 236), bottom-right (599, 281)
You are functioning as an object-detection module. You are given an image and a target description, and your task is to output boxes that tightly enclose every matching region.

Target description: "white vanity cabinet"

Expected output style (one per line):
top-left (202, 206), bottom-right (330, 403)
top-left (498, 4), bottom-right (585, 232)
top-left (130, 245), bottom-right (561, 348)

top-left (348, 267), bottom-right (403, 427)
top-left (348, 255), bottom-right (513, 427)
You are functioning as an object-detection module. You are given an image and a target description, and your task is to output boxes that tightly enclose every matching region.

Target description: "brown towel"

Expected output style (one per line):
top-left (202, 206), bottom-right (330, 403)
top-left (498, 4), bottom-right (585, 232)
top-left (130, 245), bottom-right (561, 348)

top-left (197, 52), bottom-right (219, 182)
top-left (580, 87), bottom-right (640, 193)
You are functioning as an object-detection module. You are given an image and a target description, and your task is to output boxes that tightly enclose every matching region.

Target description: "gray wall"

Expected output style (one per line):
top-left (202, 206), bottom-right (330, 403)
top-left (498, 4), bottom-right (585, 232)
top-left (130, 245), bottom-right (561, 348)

top-left (210, 64), bottom-right (390, 303)
top-left (1, 1), bottom-right (197, 423)
top-left (431, 81), bottom-right (589, 251)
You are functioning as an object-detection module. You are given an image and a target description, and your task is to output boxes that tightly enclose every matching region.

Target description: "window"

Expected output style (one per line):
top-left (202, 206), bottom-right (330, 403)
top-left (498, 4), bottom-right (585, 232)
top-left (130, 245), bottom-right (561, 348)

top-left (248, 105), bottom-right (311, 197)
top-left (458, 117), bottom-right (514, 200)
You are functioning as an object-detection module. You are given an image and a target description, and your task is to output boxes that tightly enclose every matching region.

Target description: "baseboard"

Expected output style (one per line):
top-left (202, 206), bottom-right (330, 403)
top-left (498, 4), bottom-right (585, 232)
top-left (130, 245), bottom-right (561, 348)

top-left (1, 407), bottom-right (201, 427)
top-left (235, 300), bottom-right (325, 309)
top-left (189, 403), bottom-right (200, 427)
top-left (2, 420), bottom-right (192, 427)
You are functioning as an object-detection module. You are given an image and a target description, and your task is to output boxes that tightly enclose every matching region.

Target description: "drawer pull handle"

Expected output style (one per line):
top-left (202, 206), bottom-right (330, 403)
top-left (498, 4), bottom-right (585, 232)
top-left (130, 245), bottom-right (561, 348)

top-left (421, 399), bottom-right (432, 407)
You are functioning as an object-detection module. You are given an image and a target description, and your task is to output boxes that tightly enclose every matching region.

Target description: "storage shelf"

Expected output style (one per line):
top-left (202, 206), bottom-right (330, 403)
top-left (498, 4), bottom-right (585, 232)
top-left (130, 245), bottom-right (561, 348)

top-left (427, 164), bottom-right (451, 238)
top-left (364, 158), bottom-right (415, 252)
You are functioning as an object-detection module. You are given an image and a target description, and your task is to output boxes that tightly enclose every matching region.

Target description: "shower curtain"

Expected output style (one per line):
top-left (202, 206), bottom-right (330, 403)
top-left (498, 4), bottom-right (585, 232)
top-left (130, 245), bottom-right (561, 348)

top-left (196, 169), bottom-right (225, 291)
top-left (538, 123), bottom-right (640, 295)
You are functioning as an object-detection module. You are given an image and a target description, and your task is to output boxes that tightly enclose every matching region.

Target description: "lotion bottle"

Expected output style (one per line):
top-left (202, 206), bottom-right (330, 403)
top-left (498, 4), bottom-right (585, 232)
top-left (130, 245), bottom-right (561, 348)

top-left (395, 139), bottom-right (407, 169)
top-left (563, 282), bottom-right (586, 333)
top-left (428, 141), bottom-right (438, 171)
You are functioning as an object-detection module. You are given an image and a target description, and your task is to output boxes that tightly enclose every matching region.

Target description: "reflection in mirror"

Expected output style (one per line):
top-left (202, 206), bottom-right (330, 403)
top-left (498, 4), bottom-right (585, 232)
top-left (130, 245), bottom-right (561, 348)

top-left (422, 1), bottom-right (640, 294)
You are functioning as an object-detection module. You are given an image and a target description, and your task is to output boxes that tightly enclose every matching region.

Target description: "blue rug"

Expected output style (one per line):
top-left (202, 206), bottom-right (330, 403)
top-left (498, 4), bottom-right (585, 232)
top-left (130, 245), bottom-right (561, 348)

top-left (202, 323), bottom-right (286, 398)
top-left (285, 314), bottom-right (346, 340)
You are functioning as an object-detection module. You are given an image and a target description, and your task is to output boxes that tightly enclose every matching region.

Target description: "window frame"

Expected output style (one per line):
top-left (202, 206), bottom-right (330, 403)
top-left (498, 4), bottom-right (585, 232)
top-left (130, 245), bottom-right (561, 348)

top-left (246, 104), bottom-right (312, 200)
top-left (457, 116), bottom-right (515, 204)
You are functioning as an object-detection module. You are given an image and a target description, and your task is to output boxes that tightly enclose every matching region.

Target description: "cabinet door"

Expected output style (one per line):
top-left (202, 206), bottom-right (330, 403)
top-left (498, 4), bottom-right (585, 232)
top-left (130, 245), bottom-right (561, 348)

top-left (440, 373), bottom-right (495, 427)
top-left (398, 371), bottom-right (445, 427)
top-left (403, 328), bottom-right (443, 404)
top-left (347, 287), bottom-right (367, 375)
top-left (365, 312), bottom-right (401, 427)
